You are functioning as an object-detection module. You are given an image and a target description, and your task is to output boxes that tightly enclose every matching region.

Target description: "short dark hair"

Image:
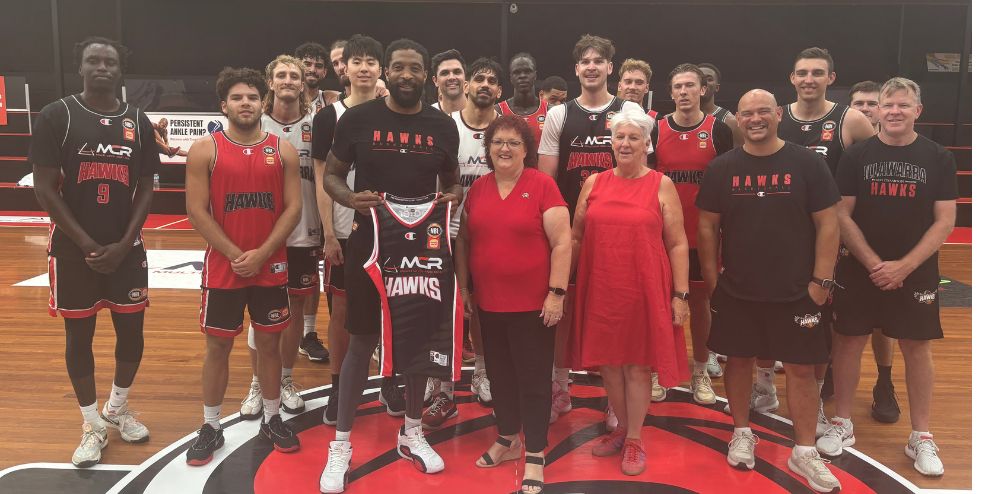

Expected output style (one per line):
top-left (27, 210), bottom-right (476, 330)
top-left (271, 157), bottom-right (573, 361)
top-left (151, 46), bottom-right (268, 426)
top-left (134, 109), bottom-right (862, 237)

top-left (794, 47), bottom-right (835, 73)
top-left (385, 38), bottom-right (430, 72)
top-left (329, 39), bottom-right (348, 52)
top-left (509, 52), bottom-right (536, 72)
top-left (540, 76), bottom-right (567, 92)
top-left (572, 34), bottom-right (615, 63)
top-left (668, 63), bottom-right (706, 87)
top-left (850, 80), bottom-right (881, 99)
top-left (430, 49), bottom-right (465, 77)
top-left (74, 36), bottom-right (130, 70)
top-left (697, 62), bottom-right (722, 83)
top-left (483, 115), bottom-right (538, 170)
top-left (343, 34), bottom-right (384, 66)
top-left (216, 66), bottom-right (268, 101)
top-left (468, 57), bottom-right (504, 82)
top-left (294, 42), bottom-right (329, 66)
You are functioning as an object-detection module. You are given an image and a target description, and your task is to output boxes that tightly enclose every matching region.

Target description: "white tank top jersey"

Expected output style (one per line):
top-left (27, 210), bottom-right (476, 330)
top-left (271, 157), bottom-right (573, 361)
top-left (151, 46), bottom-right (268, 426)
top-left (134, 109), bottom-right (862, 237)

top-left (260, 113), bottom-right (322, 247)
top-left (310, 92), bottom-right (327, 114)
top-left (449, 110), bottom-right (492, 237)
top-left (332, 101), bottom-right (358, 239)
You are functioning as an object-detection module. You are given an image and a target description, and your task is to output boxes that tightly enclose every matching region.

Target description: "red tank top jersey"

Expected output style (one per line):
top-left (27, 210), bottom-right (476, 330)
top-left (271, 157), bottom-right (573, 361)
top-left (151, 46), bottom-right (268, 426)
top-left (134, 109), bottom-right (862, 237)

top-left (654, 114), bottom-right (719, 247)
top-left (498, 99), bottom-right (547, 147)
top-left (203, 132), bottom-right (288, 289)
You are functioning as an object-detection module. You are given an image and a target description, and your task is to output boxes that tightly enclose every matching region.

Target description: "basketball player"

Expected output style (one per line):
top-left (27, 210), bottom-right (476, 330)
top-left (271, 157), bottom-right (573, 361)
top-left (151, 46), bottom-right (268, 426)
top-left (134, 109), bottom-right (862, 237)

top-left (497, 52), bottom-right (547, 145)
top-left (423, 57), bottom-right (503, 430)
top-left (328, 38), bottom-right (389, 103)
top-left (319, 38), bottom-right (461, 493)
top-left (818, 78), bottom-right (954, 477)
top-left (697, 62), bottom-right (742, 147)
top-left (651, 64), bottom-right (733, 406)
top-left (238, 55), bottom-right (319, 421)
top-left (616, 58), bottom-right (656, 118)
top-left (763, 47), bottom-right (875, 436)
top-left (30, 36), bottom-right (157, 468)
top-left (312, 34), bottom-right (387, 426)
top-left (295, 42), bottom-right (340, 113)
top-left (698, 89), bottom-right (842, 493)
top-left (431, 49), bottom-right (467, 114)
top-left (184, 67), bottom-right (303, 465)
top-left (850, 80), bottom-right (881, 132)
top-left (538, 34), bottom-right (647, 430)
top-left (538, 76), bottom-right (568, 107)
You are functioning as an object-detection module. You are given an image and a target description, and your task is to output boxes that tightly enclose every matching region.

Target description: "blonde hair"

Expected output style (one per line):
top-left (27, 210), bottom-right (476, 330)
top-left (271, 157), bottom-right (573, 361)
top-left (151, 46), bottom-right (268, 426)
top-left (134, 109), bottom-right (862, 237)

top-left (880, 77), bottom-right (921, 104)
top-left (263, 54), bottom-right (309, 115)
top-left (619, 58), bottom-right (652, 82)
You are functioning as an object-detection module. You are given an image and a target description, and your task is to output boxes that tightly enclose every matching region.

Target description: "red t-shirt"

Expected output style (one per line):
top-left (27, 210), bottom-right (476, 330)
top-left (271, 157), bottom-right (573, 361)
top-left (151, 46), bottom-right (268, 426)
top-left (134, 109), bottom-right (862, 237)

top-left (466, 167), bottom-right (567, 312)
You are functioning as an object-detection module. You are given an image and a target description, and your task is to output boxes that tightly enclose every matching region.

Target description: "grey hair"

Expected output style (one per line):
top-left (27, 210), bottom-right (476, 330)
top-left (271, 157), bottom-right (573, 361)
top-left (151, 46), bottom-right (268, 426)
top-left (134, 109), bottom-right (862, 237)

top-left (609, 105), bottom-right (654, 138)
top-left (880, 77), bottom-right (921, 104)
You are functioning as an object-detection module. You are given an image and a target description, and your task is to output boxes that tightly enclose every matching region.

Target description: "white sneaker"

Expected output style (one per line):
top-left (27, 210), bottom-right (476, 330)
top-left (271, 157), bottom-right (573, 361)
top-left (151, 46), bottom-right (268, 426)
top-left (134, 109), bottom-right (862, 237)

top-left (650, 372), bottom-right (667, 402)
top-left (707, 352), bottom-right (724, 378)
top-left (774, 360), bottom-right (785, 373)
top-left (240, 381), bottom-right (263, 420)
top-left (320, 440), bottom-right (352, 493)
top-left (471, 369), bottom-right (493, 406)
top-left (816, 417), bottom-right (855, 457)
top-left (727, 430), bottom-right (759, 470)
top-left (100, 402), bottom-right (149, 443)
top-left (281, 376), bottom-right (305, 414)
top-left (397, 426), bottom-right (444, 474)
top-left (72, 422), bottom-right (108, 468)
top-left (605, 407), bottom-right (618, 432)
top-left (750, 383), bottom-right (779, 413)
top-left (716, 353), bottom-right (728, 363)
top-left (905, 432), bottom-right (944, 476)
top-left (816, 404), bottom-right (833, 438)
top-left (788, 448), bottom-right (842, 493)
top-left (691, 373), bottom-right (717, 405)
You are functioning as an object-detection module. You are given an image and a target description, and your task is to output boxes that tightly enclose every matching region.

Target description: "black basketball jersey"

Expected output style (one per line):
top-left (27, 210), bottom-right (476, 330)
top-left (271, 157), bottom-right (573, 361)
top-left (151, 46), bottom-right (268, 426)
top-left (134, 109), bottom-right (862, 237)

top-left (364, 193), bottom-right (461, 380)
top-left (778, 103), bottom-right (849, 174)
top-left (711, 106), bottom-right (734, 122)
top-left (28, 95), bottom-right (159, 257)
top-left (557, 97), bottom-right (627, 219)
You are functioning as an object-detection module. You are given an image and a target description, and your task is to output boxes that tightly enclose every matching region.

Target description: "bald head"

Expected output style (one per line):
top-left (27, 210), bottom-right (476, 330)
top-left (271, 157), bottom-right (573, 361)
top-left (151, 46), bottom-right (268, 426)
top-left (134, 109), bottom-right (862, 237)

top-left (736, 89), bottom-right (782, 144)
top-left (737, 89), bottom-right (778, 112)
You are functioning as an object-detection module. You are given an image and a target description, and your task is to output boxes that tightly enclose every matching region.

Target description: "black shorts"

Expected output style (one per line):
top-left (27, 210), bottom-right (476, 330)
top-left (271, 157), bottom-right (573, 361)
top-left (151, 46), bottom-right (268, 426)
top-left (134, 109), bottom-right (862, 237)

top-left (345, 227), bottom-right (380, 335)
top-left (48, 247), bottom-right (148, 318)
top-left (323, 238), bottom-right (350, 294)
top-left (688, 249), bottom-right (703, 283)
top-left (287, 246), bottom-right (322, 295)
top-left (707, 288), bottom-right (829, 365)
top-left (832, 259), bottom-right (943, 340)
top-left (199, 285), bottom-right (291, 338)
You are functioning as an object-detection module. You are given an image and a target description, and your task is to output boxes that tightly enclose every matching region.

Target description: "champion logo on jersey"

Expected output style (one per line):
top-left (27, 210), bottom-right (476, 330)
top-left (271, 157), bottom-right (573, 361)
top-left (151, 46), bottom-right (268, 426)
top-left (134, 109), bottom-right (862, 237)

top-left (99, 118), bottom-right (112, 126)
top-left (800, 124), bottom-right (812, 132)
top-left (122, 118), bottom-right (136, 141)
top-left (473, 132), bottom-right (484, 140)
top-left (521, 192), bottom-right (530, 199)
top-left (404, 232), bottom-right (416, 240)
top-left (679, 133), bottom-right (690, 141)
top-left (588, 114), bottom-right (598, 121)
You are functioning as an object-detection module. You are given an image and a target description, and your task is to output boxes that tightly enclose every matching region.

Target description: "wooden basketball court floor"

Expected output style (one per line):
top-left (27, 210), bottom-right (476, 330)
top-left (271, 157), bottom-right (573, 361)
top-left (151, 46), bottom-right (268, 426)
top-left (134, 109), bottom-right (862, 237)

top-left (0, 227), bottom-right (971, 493)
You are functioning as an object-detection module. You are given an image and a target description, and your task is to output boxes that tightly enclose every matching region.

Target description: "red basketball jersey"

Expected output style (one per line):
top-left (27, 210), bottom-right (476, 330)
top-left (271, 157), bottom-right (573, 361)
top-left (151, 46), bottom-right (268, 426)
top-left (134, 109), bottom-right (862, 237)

top-left (654, 114), bottom-right (720, 247)
top-left (498, 99), bottom-right (547, 147)
top-left (202, 131), bottom-right (288, 289)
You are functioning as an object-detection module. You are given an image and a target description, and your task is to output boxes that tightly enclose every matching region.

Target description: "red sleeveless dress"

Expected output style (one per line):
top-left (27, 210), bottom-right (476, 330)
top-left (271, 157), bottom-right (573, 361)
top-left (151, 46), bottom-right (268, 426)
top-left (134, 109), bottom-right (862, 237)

top-left (569, 169), bottom-right (690, 387)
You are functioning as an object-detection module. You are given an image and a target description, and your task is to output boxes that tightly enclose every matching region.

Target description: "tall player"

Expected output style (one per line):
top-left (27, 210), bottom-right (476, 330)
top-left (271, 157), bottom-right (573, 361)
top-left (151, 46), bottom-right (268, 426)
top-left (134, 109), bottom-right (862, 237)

top-left (616, 58), bottom-right (656, 118)
top-left (184, 67), bottom-right (303, 465)
top-left (296, 42), bottom-right (341, 113)
top-left (497, 52), bottom-right (547, 145)
top-left (319, 38), bottom-right (461, 493)
top-left (538, 76), bottom-right (568, 107)
top-left (538, 34), bottom-right (647, 429)
top-left (651, 64), bottom-right (733, 406)
top-left (697, 62), bottom-right (742, 148)
top-left (431, 49), bottom-right (467, 113)
top-left (30, 37), bottom-right (158, 468)
top-left (312, 34), bottom-right (387, 426)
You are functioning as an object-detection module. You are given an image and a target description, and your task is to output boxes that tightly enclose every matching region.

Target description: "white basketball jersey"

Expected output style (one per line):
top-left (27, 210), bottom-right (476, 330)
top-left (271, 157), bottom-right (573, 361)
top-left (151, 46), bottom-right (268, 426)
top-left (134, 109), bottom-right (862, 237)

top-left (449, 110), bottom-right (492, 237)
top-left (332, 101), bottom-right (357, 239)
top-left (261, 113), bottom-right (321, 247)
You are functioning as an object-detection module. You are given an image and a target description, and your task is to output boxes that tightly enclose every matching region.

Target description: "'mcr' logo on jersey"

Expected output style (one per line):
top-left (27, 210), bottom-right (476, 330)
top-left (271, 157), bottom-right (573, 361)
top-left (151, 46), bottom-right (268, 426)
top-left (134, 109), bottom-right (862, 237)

top-left (808, 145), bottom-right (829, 156)
top-left (400, 256), bottom-right (444, 271)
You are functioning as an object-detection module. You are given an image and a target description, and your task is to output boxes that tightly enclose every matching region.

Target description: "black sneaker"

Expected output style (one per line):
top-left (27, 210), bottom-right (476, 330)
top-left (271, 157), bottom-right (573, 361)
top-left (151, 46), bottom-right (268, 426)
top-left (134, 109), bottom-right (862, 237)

top-left (259, 415), bottom-right (300, 453)
top-left (186, 424), bottom-right (225, 466)
top-left (324, 385), bottom-right (339, 426)
top-left (299, 332), bottom-right (330, 362)
top-left (379, 378), bottom-right (406, 417)
top-left (871, 379), bottom-right (901, 423)
top-left (820, 364), bottom-right (835, 400)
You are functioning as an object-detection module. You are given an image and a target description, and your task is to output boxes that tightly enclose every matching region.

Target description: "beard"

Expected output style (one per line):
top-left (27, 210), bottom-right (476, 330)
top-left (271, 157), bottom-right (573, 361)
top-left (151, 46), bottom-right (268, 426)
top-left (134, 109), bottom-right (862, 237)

top-left (472, 91), bottom-right (495, 109)
top-left (388, 79), bottom-right (424, 108)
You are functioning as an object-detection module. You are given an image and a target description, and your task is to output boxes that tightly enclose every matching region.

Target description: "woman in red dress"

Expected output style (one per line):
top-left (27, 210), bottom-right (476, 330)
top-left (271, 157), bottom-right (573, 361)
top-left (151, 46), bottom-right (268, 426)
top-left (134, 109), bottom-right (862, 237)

top-left (568, 106), bottom-right (691, 475)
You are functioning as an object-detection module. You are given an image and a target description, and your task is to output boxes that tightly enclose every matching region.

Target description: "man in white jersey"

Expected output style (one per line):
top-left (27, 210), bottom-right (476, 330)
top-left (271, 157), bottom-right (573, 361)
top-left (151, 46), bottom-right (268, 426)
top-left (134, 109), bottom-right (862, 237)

top-left (430, 49), bottom-right (467, 114)
top-left (422, 57), bottom-right (502, 430)
top-left (296, 42), bottom-right (341, 113)
top-left (240, 55), bottom-right (321, 419)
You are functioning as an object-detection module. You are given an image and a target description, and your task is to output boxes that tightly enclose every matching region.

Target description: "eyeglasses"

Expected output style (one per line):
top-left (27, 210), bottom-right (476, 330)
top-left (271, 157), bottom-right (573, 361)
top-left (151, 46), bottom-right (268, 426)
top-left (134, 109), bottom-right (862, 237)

top-left (490, 139), bottom-right (523, 149)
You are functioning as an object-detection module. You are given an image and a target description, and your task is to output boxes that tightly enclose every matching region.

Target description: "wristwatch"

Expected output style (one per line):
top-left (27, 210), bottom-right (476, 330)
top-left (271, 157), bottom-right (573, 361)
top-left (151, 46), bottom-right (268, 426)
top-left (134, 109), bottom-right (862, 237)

top-left (672, 291), bottom-right (690, 301)
top-left (810, 277), bottom-right (842, 290)
top-left (549, 287), bottom-right (566, 296)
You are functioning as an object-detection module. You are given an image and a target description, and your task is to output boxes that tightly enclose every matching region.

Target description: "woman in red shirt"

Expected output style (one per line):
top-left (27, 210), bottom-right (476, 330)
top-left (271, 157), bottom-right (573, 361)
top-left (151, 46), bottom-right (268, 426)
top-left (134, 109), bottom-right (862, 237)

top-left (456, 115), bottom-right (571, 494)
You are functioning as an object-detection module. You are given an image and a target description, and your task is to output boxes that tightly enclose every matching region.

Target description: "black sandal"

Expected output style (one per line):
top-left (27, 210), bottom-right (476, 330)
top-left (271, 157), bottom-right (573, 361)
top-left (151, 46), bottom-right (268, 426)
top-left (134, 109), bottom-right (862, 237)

top-left (521, 454), bottom-right (545, 494)
top-left (476, 436), bottom-right (521, 468)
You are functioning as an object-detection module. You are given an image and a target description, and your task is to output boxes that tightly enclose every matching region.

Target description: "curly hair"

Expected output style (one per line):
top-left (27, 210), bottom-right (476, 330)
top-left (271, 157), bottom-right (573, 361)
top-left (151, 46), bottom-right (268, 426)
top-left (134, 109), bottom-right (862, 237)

top-left (483, 115), bottom-right (538, 171)
top-left (263, 55), bottom-right (309, 115)
top-left (294, 41), bottom-right (329, 67)
top-left (74, 36), bottom-right (130, 71)
top-left (215, 66), bottom-right (268, 102)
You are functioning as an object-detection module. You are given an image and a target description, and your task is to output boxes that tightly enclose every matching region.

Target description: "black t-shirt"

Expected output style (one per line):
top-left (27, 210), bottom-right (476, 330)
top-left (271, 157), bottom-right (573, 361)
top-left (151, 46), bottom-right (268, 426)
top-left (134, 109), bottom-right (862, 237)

top-left (28, 95), bottom-right (160, 258)
top-left (836, 134), bottom-right (958, 279)
top-left (696, 142), bottom-right (841, 302)
top-left (311, 103), bottom-right (339, 160)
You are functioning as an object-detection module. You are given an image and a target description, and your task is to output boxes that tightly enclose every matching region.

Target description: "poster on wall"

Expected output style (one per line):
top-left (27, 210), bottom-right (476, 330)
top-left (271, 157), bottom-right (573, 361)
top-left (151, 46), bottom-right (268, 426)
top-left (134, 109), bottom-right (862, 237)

top-left (146, 112), bottom-right (227, 164)
top-left (926, 53), bottom-right (971, 73)
top-left (0, 76), bottom-right (7, 126)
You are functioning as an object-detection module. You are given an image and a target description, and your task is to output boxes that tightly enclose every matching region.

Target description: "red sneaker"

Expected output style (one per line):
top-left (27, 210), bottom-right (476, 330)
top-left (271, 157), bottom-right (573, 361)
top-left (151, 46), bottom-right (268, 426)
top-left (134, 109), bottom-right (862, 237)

top-left (591, 428), bottom-right (626, 457)
top-left (421, 393), bottom-right (458, 430)
top-left (621, 438), bottom-right (647, 475)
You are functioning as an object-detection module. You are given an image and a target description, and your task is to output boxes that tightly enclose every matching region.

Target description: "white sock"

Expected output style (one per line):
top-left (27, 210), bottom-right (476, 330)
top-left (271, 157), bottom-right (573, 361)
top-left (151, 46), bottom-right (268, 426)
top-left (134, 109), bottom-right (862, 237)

top-left (282, 368), bottom-right (293, 380)
top-left (911, 430), bottom-right (932, 440)
top-left (404, 415), bottom-right (422, 433)
top-left (693, 360), bottom-right (708, 376)
top-left (474, 354), bottom-right (486, 374)
top-left (80, 402), bottom-right (102, 427)
top-left (816, 379), bottom-right (825, 396)
top-left (440, 381), bottom-right (455, 399)
top-left (733, 426), bottom-right (752, 436)
top-left (303, 315), bottom-right (317, 335)
top-left (252, 375), bottom-right (259, 384)
top-left (263, 398), bottom-right (280, 422)
top-left (108, 384), bottom-right (130, 412)
top-left (553, 367), bottom-right (570, 392)
top-left (793, 444), bottom-right (817, 457)
top-left (756, 366), bottom-right (775, 392)
top-left (832, 416), bottom-right (853, 430)
top-left (204, 405), bottom-right (222, 430)
top-left (335, 430), bottom-right (351, 442)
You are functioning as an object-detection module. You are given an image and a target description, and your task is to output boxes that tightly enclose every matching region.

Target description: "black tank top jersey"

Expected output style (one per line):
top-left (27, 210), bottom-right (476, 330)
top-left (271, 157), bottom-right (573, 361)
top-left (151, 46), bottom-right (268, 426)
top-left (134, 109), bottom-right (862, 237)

top-left (711, 106), bottom-right (734, 122)
top-left (28, 95), bottom-right (159, 258)
top-left (557, 97), bottom-right (627, 218)
top-left (364, 193), bottom-right (461, 380)
top-left (778, 103), bottom-right (850, 174)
